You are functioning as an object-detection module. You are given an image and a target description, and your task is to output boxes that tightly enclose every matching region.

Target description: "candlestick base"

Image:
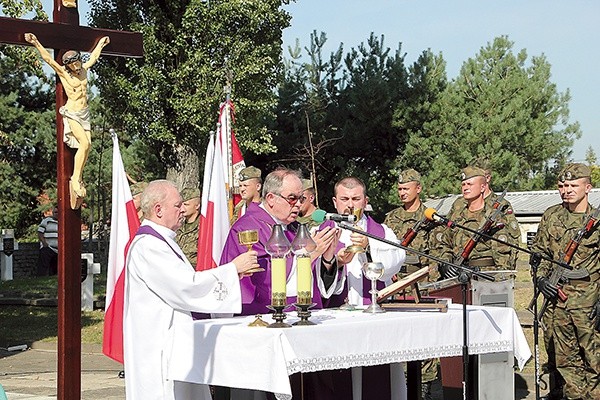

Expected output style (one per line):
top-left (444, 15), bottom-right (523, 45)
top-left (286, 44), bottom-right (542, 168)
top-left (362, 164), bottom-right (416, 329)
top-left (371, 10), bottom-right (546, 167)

top-left (292, 303), bottom-right (317, 326)
top-left (266, 304), bottom-right (291, 328)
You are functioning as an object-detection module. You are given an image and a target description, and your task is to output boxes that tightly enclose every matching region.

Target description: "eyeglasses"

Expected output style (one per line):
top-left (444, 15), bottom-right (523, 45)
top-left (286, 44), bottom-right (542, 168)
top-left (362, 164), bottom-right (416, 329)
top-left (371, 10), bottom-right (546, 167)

top-left (274, 192), bottom-right (306, 206)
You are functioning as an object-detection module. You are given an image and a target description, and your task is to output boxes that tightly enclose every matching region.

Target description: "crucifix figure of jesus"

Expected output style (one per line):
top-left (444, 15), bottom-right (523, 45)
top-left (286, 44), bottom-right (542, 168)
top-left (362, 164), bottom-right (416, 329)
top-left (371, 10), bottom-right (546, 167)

top-left (26, 33), bottom-right (110, 209)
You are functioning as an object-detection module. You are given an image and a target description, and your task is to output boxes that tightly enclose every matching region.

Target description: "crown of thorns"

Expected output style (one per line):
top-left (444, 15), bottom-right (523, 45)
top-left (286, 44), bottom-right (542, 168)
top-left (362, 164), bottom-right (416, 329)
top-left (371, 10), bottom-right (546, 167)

top-left (62, 51), bottom-right (81, 65)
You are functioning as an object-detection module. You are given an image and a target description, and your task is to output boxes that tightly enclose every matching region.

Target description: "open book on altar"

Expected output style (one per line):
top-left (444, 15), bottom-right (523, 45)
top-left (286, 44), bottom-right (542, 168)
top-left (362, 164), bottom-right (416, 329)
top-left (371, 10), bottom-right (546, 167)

top-left (376, 266), bottom-right (430, 303)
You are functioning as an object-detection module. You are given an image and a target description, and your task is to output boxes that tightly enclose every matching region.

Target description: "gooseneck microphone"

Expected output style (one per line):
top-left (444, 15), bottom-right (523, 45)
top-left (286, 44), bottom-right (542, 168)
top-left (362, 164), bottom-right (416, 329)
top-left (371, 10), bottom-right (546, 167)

top-left (424, 208), bottom-right (455, 228)
top-left (311, 209), bottom-right (357, 223)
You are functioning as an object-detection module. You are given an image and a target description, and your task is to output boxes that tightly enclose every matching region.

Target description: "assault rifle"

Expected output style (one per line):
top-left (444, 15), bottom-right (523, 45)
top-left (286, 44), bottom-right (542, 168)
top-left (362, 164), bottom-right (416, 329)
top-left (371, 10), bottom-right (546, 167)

top-left (400, 215), bottom-right (430, 247)
top-left (453, 189), bottom-right (509, 267)
top-left (528, 204), bottom-right (600, 329)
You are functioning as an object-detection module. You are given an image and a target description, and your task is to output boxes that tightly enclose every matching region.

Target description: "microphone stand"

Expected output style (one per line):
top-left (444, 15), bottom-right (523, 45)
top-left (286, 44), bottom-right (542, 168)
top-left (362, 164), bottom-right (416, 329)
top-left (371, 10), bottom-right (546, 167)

top-left (433, 218), bottom-right (572, 271)
top-left (529, 253), bottom-right (543, 400)
top-left (337, 222), bottom-right (496, 282)
top-left (337, 221), bottom-right (494, 400)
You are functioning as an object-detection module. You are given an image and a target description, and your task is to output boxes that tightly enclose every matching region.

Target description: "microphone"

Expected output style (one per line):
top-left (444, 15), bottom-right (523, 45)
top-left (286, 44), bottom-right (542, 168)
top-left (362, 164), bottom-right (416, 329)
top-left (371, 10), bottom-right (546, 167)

top-left (311, 209), bottom-right (357, 223)
top-left (424, 208), bottom-right (455, 228)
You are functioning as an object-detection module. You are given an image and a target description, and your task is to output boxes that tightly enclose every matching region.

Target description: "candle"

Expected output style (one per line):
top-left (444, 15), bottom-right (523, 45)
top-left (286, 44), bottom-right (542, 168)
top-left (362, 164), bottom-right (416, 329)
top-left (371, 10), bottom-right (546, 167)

top-left (271, 257), bottom-right (287, 306)
top-left (296, 256), bottom-right (312, 305)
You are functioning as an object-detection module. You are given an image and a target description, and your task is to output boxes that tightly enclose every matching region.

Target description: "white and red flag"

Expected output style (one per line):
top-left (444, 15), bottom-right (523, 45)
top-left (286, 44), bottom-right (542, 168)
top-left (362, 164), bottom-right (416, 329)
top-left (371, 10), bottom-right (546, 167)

top-left (102, 131), bottom-right (140, 363)
top-left (196, 132), bottom-right (230, 271)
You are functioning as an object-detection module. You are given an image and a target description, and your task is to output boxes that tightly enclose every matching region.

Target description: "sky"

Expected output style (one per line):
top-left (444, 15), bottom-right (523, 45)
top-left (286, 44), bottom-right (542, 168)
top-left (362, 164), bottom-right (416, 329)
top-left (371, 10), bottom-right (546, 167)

top-left (35, 0), bottom-right (598, 162)
top-left (280, 0), bottom-right (600, 162)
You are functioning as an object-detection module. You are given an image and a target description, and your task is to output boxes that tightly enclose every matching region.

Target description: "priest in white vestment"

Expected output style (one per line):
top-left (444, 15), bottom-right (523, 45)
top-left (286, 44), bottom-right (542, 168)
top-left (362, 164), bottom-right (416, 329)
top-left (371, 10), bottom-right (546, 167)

top-left (316, 176), bottom-right (407, 400)
top-left (124, 180), bottom-right (258, 400)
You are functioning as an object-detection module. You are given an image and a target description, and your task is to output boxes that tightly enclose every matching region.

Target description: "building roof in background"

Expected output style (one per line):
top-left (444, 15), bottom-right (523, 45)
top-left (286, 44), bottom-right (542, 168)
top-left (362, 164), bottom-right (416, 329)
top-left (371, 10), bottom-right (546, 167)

top-left (424, 189), bottom-right (600, 216)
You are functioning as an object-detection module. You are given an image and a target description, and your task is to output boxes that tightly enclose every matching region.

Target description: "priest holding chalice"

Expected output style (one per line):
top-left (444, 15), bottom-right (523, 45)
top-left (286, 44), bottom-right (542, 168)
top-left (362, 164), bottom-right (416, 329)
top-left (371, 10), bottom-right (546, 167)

top-left (317, 176), bottom-right (406, 399)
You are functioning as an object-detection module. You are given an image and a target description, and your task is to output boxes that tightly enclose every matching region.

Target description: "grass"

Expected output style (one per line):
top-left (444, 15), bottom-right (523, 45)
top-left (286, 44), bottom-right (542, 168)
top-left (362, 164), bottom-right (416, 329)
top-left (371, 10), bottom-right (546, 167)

top-left (0, 274), bottom-right (107, 347)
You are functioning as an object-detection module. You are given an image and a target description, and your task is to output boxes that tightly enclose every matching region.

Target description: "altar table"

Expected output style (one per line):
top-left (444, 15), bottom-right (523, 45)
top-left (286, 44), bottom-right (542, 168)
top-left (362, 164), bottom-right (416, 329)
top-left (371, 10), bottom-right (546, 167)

top-left (167, 304), bottom-right (531, 399)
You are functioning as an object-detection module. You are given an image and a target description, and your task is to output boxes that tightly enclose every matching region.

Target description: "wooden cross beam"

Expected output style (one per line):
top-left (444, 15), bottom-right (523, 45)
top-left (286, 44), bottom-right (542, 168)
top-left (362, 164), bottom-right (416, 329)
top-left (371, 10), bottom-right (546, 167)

top-left (1, 2), bottom-right (143, 399)
top-left (0, 16), bottom-right (143, 57)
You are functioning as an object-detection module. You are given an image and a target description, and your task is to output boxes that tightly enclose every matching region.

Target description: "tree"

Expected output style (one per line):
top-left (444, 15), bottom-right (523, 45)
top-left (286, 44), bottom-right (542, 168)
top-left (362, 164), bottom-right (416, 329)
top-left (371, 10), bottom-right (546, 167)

top-left (406, 36), bottom-right (580, 196)
top-left (392, 49), bottom-right (448, 200)
top-left (88, 0), bottom-right (291, 188)
top-left (0, 0), bottom-right (57, 239)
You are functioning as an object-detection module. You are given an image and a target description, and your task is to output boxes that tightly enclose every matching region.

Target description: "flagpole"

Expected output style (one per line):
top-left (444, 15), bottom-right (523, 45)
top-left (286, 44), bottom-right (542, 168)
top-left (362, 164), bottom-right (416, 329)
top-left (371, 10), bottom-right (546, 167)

top-left (222, 68), bottom-right (235, 220)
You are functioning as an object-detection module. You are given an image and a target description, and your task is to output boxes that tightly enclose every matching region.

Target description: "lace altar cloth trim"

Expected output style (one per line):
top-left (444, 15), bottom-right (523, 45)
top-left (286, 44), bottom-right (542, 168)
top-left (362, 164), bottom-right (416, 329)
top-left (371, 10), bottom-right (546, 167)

top-left (286, 340), bottom-right (511, 375)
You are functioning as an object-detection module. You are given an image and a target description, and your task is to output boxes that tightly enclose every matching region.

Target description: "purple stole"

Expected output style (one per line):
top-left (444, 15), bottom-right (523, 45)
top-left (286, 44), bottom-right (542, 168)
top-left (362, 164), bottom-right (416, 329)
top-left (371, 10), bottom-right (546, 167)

top-left (136, 225), bottom-right (184, 261)
top-left (320, 217), bottom-right (386, 307)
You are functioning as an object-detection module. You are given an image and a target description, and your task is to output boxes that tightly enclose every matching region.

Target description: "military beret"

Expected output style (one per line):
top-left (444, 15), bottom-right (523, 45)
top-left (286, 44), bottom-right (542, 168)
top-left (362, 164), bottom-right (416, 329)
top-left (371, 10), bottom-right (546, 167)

top-left (398, 169), bottom-right (421, 184)
top-left (559, 163), bottom-right (591, 182)
top-left (460, 166), bottom-right (486, 181)
top-left (239, 166), bottom-right (261, 181)
top-left (130, 182), bottom-right (148, 196)
top-left (302, 179), bottom-right (314, 190)
top-left (181, 187), bottom-right (201, 202)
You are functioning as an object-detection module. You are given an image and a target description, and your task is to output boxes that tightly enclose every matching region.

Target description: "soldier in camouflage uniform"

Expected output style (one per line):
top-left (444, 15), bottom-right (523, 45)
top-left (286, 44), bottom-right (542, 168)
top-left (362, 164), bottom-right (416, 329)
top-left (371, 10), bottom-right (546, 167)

top-left (297, 178), bottom-right (323, 231)
top-left (383, 169), bottom-right (439, 400)
top-left (439, 166), bottom-right (520, 279)
top-left (530, 163), bottom-right (600, 400)
top-left (231, 166), bottom-right (262, 225)
top-left (175, 187), bottom-right (201, 266)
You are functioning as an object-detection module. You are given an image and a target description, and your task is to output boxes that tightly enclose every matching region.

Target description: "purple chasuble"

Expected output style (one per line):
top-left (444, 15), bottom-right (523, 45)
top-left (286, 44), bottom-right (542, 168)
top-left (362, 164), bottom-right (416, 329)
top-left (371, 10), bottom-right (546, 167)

top-left (220, 202), bottom-right (323, 315)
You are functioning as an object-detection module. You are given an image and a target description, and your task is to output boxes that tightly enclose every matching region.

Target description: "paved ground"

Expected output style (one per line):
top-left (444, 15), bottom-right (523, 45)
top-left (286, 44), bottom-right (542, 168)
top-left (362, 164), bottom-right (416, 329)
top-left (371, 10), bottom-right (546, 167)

top-left (0, 342), bottom-right (124, 400)
top-left (0, 341), bottom-right (548, 400)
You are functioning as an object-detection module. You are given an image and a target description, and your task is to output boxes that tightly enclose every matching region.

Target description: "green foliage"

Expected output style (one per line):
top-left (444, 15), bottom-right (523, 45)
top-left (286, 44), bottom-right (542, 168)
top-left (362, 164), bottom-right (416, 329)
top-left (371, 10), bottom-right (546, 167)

top-left (88, 0), bottom-right (291, 181)
top-left (271, 32), bottom-right (411, 218)
top-left (0, 42), bottom-right (57, 238)
top-left (397, 36), bottom-right (580, 197)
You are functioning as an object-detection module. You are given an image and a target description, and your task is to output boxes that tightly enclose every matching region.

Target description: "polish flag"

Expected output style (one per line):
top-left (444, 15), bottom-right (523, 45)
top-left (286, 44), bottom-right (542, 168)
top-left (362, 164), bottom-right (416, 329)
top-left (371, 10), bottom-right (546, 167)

top-left (102, 131), bottom-right (140, 363)
top-left (196, 132), bottom-right (229, 271)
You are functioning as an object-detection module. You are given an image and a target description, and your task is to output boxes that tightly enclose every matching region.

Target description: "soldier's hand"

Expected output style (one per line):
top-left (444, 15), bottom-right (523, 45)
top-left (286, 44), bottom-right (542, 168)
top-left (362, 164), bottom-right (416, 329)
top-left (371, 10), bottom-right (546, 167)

top-left (588, 299), bottom-right (600, 332)
top-left (439, 262), bottom-right (459, 279)
top-left (537, 276), bottom-right (558, 301)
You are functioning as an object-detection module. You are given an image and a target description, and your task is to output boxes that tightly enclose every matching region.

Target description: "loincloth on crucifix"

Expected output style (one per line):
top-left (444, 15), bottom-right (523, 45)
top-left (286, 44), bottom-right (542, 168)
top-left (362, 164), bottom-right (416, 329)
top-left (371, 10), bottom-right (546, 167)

top-left (59, 106), bottom-right (90, 148)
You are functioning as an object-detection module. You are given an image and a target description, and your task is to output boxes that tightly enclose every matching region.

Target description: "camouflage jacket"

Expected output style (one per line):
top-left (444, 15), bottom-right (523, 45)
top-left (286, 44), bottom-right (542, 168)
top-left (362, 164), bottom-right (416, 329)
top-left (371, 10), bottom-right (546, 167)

top-left (531, 203), bottom-right (600, 279)
top-left (384, 202), bottom-right (442, 280)
top-left (175, 216), bottom-right (200, 266)
top-left (439, 196), bottom-right (520, 270)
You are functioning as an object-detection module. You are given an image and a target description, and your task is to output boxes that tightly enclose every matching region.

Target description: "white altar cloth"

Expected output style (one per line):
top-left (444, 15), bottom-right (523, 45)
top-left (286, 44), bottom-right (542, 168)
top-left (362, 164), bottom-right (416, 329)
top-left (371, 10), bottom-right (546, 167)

top-left (167, 304), bottom-right (531, 398)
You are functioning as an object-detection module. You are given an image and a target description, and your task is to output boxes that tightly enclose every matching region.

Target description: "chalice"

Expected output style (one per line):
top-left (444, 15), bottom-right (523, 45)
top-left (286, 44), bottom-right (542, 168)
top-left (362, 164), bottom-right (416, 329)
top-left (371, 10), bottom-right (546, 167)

top-left (345, 207), bottom-right (365, 254)
top-left (238, 230), bottom-right (265, 273)
top-left (362, 262), bottom-right (385, 313)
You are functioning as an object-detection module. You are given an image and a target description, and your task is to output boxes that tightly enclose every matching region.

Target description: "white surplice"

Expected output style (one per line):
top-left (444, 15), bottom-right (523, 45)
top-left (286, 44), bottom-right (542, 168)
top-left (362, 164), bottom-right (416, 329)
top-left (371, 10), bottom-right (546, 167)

top-left (124, 220), bottom-right (242, 400)
top-left (318, 216), bottom-right (405, 306)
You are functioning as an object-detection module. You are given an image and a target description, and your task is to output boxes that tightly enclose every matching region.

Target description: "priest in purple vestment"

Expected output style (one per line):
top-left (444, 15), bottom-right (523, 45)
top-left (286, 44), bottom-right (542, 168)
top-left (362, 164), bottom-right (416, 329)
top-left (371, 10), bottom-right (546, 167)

top-left (220, 168), bottom-right (339, 316)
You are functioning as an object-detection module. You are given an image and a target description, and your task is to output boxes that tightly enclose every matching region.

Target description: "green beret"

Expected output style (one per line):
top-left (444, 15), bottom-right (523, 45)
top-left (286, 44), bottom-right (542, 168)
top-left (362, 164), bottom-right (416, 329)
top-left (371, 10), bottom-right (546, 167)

top-left (239, 166), bottom-right (261, 181)
top-left (398, 169), bottom-right (421, 184)
top-left (460, 166), bottom-right (486, 181)
top-left (181, 187), bottom-right (200, 201)
top-left (130, 182), bottom-right (148, 196)
top-left (302, 179), bottom-right (314, 190)
top-left (559, 163), bottom-right (591, 182)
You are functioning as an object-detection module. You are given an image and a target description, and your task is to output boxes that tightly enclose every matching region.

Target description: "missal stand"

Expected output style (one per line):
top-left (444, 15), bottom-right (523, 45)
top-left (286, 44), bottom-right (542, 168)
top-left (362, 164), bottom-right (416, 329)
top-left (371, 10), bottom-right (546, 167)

top-left (377, 266), bottom-right (449, 312)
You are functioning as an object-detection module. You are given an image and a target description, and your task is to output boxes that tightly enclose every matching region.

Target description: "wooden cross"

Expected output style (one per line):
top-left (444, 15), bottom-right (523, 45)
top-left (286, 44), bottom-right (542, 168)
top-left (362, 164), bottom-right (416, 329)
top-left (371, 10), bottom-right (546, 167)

top-left (0, 2), bottom-right (143, 399)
